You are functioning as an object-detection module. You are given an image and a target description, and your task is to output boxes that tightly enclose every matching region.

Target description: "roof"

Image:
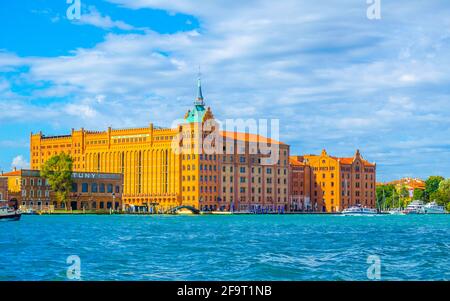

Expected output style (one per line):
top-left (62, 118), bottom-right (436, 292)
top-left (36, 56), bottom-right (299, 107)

top-left (185, 105), bottom-right (207, 123)
top-left (386, 178), bottom-right (425, 189)
top-left (1, 170), bottom-right (21, 176)
top-left (300, 150), bottom-right (375, 167)
top-left (220, 131), bottom-right (285, 145)
top-left (289, 156), bottom-right (306, 166)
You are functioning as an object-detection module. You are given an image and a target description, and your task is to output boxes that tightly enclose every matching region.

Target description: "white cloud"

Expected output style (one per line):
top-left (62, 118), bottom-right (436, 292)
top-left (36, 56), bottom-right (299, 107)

top-left (11, 155), bottom-right (29, 170)
top-left (64, 103), bottom-right (98, 119)
top-left (75, 6), bottom-right (138, 31)
top-left (2, 1), bottom-right (450, 181)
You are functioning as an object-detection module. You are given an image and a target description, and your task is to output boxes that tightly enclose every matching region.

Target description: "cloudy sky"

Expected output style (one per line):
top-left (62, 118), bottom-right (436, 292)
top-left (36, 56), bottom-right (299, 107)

top-left (0, 0), bottom-right (449, 181)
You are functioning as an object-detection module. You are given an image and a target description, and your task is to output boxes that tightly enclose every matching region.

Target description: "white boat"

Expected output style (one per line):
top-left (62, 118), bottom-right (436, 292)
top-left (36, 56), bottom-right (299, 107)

top-left (0, 200), bottom-right (22, 221)
top-left (388, 208), bottom-right (405, 215)
top-left (421, 201), bottom-right (446, 214)
top-left (342, 205), bottom-right (377, 216)
top-left (403, 200), bottom-right (424, 214)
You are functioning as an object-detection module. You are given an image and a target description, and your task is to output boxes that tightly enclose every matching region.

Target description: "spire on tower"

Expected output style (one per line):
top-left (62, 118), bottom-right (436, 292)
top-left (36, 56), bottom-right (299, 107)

top-left (195, 66), bottom-right (204, 106)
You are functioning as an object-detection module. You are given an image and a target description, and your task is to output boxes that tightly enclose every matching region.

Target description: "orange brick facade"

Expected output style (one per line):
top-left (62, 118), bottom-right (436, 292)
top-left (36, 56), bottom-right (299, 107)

top-left (289, 149), bottom-right (376, 212)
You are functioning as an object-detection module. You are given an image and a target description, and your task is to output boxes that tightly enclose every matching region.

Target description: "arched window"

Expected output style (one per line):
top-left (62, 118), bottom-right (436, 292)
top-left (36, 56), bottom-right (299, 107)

top-left (82, 183), bottom-right (89, 193)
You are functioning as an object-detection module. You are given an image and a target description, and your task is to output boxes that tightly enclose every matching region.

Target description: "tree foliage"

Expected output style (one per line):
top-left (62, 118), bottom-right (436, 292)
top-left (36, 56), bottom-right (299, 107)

top-left (432, 179), bottom-right (450, 207)
top-left (412, 188), bottom-right (424, 201)
top-left (424, 176), bottom-right (444, 201)
top-left (40, 153), bottom-right (73, 208)
top-left (376, 184), bottom-right (397, 209)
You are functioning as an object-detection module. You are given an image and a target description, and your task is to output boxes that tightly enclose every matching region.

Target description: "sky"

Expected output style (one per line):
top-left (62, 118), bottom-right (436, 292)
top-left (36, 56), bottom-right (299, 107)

top-left (0, 0), bottom-right (449, 182)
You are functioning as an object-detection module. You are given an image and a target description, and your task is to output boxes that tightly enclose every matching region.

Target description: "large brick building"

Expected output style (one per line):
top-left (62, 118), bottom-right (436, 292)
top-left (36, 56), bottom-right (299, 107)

top-left (29, 80), bottom-right (289, 212)
top-left (289, 149), bottom-right (376, 212)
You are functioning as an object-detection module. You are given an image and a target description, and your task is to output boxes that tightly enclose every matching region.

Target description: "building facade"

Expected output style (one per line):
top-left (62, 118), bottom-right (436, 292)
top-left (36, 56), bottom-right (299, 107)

top-left (290, 149), bottom-right (376, 212)
top-left (382, 177), bottom-right (425, 199)
top-left (0, 176), bottom-right (8, 200)
top-left (30, 80), bottom-right (289, 212)
top-left (289, 157), bottom-right (312, 211)
top-left (1, 169), bottom-right (123, 211)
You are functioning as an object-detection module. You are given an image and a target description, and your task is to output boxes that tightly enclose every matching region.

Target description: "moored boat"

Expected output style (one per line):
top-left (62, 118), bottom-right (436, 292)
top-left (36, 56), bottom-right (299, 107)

top-left (403, 200), bottom-right (424, 214)
top-left (421, 201), bottom-right (446, 214)
top-left (388, 208), bottom-right (405, 215)
top-left (0, 200), bottom-right (22, 221)
top-left (341, 205), bottom-right (377, 216)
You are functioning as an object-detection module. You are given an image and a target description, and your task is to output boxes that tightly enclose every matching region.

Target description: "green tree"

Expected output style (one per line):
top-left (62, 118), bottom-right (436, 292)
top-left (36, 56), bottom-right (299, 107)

top-left (40, 153), bottom-right (73, 210)
top-left (434, 179), bottom-right (450, 207)
top-left (376, 184), bottom-right (396, 209)
top-left (412, 188), bottom-right (424, 201)
top-left (424, 176), bottom-right (444, 201)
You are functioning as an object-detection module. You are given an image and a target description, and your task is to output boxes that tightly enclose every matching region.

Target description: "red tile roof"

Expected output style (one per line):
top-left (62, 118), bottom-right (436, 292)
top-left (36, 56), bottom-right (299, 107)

top-left (220, 131), bottom-right (285, 145)
top-left (1, 170), bottom-right (21, 176)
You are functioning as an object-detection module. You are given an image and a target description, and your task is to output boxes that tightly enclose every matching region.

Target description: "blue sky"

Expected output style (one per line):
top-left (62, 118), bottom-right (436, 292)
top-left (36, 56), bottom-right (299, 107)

top-left (0, 0), bottom-right (449, 182)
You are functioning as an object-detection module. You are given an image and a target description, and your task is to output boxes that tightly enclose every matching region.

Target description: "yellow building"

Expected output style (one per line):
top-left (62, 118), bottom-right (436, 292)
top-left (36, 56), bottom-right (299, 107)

top-left (30, 80), bottom-right (289, 212)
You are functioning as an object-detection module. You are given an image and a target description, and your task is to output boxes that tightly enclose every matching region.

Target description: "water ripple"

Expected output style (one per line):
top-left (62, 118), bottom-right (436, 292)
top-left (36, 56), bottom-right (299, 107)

top-left (1, 214), bottom-right (449, 280)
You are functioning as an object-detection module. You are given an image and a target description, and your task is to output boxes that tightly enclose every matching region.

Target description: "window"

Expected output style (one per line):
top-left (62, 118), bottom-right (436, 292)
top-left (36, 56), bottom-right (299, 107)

top-left (72, 183), bottom-right (78, 192)
top-left (92, 183), bottom-right (98, 193)
top-left (107, 184), bottom-right (113, 193)
top-left (115, 186), bottom-right (120, 193)
top-left (82, 183), bottom-right (89, 193)
top-left (100, 183), bottom-right (105, 193)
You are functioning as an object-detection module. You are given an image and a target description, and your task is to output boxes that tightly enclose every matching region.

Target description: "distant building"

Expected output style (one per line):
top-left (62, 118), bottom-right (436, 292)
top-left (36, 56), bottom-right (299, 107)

top-left (383, 177), bottom-right (425, 198)
top-left (289, 156), bottom-right (311, 211)
top-left (1, 169), bottom-right (123, 211)
top-left (289, 149), bottom-right (376, 212)
top-left (0, 176), bottom-right (8, 200)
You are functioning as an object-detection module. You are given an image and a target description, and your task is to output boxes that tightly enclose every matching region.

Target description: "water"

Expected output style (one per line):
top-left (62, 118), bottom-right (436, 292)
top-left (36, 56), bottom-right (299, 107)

top-left (1, 214), bottom-right (449, 280)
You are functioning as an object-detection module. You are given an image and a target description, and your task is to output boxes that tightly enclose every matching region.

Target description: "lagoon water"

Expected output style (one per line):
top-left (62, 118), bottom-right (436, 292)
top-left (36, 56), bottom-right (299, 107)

top-left (1, 214), bottom-right (449, 280)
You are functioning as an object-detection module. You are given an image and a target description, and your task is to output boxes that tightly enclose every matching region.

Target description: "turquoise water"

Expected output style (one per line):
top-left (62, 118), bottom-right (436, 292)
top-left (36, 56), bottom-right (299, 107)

top-left (1, 214), bottom-right (449, 280)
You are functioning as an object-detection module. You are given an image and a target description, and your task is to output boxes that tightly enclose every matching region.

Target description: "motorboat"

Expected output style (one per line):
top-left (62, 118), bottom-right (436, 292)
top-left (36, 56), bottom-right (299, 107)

top-left (0, 200), bottom-right (22, 221)
top-left (388, 208), bottom-right (405, 215)
top-left (403, 200), bottom-right (424, 214)
top-left (421, 201), bottom-right (446, 214)
top-left (342, 205), bottom-right (377, 216)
